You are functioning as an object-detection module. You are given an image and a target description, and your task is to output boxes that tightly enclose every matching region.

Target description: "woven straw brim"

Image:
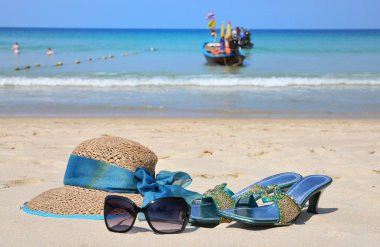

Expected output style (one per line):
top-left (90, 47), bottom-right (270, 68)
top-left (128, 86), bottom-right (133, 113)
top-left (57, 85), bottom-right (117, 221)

top-left (25, 185), bottom-right (142, 216)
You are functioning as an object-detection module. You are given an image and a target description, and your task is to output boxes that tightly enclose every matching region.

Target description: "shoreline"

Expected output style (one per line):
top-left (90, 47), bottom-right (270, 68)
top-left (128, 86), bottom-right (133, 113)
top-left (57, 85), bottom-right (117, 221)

top-left (2, 84), bottom-right (380, 119)
top-left (2, 116), bottom-right (380, 121)
top-left (2, 114), bottom-right (380, 119)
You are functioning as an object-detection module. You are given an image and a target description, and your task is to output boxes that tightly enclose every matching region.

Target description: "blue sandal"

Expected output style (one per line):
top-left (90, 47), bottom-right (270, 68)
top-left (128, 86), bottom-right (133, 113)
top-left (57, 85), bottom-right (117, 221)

top-left (218, 175), bottom-right (332, 225)
top-left (190, 172), bottom-right (302, 226)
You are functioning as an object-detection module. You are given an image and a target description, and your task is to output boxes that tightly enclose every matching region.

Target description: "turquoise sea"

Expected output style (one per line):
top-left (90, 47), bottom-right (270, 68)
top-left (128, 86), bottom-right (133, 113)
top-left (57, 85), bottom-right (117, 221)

top-left (0, 28), bottom-right (380, 117)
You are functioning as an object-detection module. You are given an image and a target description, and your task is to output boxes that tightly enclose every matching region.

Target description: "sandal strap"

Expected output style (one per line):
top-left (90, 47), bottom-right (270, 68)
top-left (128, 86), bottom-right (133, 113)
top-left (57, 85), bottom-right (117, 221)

top-left (202, 183), bottom-right (235, 223)
top-left (202, 183), bottom-right (271, 223)
top-left (260, 187), bottom-right (301, 225)
top-left (234, 184), bottom-right (265, 202)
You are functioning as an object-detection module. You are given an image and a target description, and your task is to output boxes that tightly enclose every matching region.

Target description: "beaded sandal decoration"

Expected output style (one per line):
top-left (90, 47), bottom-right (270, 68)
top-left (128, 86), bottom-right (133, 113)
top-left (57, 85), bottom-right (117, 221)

top-left (190, 172), bottom-right (303, 226)
top-left (217, 175), bottom-right (333, 226)
top-left (259, 186), bottom-right (301, 225)
top-left (202, 184), bottom-right (236, 223)
top-left (202, 183), bottom-right (280, 223)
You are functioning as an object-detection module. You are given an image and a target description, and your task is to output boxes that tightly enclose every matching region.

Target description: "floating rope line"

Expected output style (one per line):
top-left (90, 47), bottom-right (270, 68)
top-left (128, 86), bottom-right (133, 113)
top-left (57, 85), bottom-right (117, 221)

top-left (14, 51), bottom-right (140, 71)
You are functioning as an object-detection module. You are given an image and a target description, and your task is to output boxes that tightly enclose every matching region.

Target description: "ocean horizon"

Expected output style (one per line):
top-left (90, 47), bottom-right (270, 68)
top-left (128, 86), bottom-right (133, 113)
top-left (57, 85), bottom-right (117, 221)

top-left (1, 27), bottom-right (380, 117)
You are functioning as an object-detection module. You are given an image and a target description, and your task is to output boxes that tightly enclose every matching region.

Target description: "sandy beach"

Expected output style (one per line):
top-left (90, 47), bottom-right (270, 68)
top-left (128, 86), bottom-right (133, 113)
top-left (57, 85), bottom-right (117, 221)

top-left (0, 118), bottom-right (379, 246)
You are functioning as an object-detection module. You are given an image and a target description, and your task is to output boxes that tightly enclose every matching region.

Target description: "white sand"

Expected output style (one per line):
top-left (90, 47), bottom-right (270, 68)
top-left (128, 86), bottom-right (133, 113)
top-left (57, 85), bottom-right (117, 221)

top-left (0, 118), bottom-right (379, 246)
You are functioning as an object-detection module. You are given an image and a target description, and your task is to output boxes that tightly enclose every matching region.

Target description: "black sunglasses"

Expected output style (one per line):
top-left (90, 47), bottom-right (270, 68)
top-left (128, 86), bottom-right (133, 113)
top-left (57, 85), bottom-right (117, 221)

top-left (104, 195), bottom-right (191, 234)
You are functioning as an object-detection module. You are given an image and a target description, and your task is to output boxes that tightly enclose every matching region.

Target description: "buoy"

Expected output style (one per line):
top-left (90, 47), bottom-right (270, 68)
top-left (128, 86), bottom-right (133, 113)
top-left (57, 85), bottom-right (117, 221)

top-left (15, 67), bottom-right (20, 71)
top-left (55, 62), bottom-right (64, 67)
top-left (75, 60), bottom-right (80, 64)
top-left (24, 66), bottom-right (31, 70)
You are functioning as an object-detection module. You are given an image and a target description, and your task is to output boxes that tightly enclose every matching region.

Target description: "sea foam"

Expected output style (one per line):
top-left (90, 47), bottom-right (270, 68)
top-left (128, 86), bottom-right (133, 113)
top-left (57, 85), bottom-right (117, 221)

top-left (1, 76), bottom-right (380, 88)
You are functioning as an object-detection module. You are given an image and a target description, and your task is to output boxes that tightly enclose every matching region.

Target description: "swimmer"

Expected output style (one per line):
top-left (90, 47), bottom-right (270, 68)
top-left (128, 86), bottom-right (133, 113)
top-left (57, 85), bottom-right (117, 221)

top-left (47, 48), bottom-right (54, 56)
top-left (12, 42), bottom-right (20, 55)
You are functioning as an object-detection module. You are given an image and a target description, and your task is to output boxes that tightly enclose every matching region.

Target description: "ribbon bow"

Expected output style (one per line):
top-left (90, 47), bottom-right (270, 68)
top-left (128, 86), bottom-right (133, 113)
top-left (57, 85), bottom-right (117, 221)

top-left (134, 167), bottom-right (201, 207)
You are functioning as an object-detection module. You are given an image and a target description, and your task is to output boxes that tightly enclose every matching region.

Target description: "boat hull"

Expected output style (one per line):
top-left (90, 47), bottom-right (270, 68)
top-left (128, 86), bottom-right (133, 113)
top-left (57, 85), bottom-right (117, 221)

top-left (203, 54), bottom-right (244, 65)
top-left (201, 42), bottom-right (246, 66)
top-left (241, 43), bottom-right (254, 49)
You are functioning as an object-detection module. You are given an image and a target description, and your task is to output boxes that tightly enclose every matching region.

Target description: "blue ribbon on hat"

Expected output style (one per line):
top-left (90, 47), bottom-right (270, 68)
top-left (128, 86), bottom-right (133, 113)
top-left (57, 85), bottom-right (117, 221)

top-left (63, 155), bottom-right (201, 206)
top-left (134, 167), bottom-right (200, 206)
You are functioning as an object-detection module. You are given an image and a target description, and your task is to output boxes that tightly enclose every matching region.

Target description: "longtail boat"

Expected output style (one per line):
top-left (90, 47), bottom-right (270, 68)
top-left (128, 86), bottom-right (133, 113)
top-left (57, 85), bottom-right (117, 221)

top-left (201, 42), bottom-right (245, 66)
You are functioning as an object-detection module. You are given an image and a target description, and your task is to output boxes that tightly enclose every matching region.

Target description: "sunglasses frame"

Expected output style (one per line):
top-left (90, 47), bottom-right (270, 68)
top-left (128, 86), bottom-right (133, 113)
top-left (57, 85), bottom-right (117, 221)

top-left (104, 195), bottom-right (191, 234)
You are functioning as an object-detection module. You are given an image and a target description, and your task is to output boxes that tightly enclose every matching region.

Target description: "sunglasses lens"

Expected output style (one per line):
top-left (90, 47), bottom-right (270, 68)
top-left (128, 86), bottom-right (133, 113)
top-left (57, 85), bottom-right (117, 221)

top-left (147, 198), bottom-right (187, 233)
top-left (104, 198), bottom-right (136, 232)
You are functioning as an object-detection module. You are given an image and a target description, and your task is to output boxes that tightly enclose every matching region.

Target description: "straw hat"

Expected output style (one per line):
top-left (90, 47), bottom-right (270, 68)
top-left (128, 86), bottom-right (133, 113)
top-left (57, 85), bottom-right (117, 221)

top-left (24, 136), bottom-right (157, 217)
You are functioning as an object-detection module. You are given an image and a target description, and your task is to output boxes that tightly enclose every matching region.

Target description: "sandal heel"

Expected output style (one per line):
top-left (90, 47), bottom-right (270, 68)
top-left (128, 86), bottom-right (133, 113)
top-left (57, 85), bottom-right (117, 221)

top-left (307, 191), bottom-right (321, 214)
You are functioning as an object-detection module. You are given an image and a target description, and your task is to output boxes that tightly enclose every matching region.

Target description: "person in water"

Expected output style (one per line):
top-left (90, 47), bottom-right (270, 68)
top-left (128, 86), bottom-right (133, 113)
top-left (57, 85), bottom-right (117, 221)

top-left (12, 42), bottom-right (20, 55)
top-left (47, 48), bottom-right (54, 56)
top-left (232, 28), bottom-right (240, 50)
top-left (219, 36), bottom-right (226, 54)
top-left (239, 27), bottom-right (246, 39)
top-left (240, 30), bottom-right (253, 48)
top-left (235, 27), bottom-right (241, 38)
top-left (232, 27), bottom-right (241, 57)
top-left (225, 36), bottom-right (233, 54)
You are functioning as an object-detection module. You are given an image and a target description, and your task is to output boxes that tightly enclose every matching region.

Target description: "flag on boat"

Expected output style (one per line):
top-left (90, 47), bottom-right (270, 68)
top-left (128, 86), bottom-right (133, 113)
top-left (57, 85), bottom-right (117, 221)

top-left (208, 19), bottom-right (216, 29)
top-left (220, 22), bottom-right (225, 37)
top-left (205, 12), bottom-right (215, 20)
top-left (227, 21), bottom-right (232, 37)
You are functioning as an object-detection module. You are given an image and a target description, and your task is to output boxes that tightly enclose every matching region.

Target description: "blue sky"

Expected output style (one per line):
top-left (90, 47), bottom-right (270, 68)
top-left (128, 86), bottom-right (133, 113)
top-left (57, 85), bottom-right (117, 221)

top-left (0, 0), bottom-right (379, 29)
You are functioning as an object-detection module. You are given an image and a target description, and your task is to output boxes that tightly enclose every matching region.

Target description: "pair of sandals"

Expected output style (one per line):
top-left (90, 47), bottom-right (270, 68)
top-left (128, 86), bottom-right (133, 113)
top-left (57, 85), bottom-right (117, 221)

top-left (190, 173), bottom-right (332, 226)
